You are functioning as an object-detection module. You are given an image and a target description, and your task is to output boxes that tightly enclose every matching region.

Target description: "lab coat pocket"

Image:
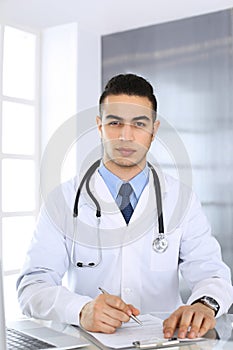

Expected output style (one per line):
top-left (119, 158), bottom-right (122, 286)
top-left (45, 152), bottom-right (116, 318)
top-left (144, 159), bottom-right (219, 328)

top-left (150, 229), bottom-right (181, 271)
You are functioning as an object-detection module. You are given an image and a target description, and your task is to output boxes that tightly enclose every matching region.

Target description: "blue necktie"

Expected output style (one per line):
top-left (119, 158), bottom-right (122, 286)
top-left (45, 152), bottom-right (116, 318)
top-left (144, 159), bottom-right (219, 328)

top-left (118, 183), bottom-right (134, 224)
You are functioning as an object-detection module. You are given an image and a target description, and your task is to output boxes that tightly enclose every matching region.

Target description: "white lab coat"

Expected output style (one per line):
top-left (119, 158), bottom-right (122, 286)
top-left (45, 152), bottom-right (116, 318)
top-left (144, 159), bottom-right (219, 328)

top-left (17, 169), bottom-right (233, 326)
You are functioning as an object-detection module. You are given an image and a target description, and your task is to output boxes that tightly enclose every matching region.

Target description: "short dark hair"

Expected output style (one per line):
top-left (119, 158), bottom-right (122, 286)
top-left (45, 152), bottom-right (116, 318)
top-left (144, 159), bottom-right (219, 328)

top-left (99, 74), bottom-right (157, 119)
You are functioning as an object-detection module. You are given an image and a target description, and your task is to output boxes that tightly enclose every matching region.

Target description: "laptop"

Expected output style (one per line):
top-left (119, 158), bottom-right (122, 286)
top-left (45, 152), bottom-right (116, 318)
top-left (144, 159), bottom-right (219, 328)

top-left (0, 260), bottom-right (89, 349)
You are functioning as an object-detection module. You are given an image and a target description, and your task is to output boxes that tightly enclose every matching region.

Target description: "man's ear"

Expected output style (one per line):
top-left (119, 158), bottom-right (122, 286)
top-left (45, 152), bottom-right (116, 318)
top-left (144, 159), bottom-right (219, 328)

top-left (152, 120), bottom-right (160, 141)
top-left (96, 116), bottom-right (102, 136)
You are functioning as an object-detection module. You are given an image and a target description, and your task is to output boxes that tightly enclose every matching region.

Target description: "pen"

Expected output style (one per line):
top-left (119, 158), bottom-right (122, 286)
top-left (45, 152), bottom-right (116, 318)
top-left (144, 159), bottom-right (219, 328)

top-left (98, 287), bottom-right (143, 326)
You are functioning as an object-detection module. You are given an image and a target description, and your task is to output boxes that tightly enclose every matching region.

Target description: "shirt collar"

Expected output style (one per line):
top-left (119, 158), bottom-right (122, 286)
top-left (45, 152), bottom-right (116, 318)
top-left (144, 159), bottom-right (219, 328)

top-left (98, 162), bottom-right (149, 200)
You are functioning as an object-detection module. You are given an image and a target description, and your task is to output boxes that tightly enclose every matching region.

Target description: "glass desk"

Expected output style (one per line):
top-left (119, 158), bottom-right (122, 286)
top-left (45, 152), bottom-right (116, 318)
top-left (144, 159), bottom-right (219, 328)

top-left (28, 313), bottom-right (233, 350)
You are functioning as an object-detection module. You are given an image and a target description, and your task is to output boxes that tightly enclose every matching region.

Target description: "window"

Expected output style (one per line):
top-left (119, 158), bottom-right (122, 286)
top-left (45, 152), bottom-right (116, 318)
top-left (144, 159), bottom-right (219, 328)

top-left (0, 25), bottom-right (40, 318)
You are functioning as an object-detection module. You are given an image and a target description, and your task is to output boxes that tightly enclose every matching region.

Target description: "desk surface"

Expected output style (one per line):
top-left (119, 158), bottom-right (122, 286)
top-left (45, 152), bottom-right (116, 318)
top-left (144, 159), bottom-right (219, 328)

top-left (10, 312), bottom-right (232, 350)
top-left (37, 312), bottom-right (233, 350)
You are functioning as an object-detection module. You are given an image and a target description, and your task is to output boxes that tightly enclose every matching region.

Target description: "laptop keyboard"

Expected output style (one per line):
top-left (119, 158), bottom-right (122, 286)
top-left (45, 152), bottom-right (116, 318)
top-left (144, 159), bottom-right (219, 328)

top-left (7, 327), bottom-right (56, 349)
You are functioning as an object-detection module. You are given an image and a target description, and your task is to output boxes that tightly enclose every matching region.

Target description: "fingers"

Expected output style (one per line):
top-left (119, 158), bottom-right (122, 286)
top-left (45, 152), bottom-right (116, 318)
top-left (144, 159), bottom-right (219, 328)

top-left (163, 304), bottom-right (216, 339)
top-left (176, 309), bottom-right (202, 339)
top-left (198, 316), bottom-right (216, 337)
top-left (128, 304), bottom-right (140, 316)
top-left (104, 295), bottom-right (132, 317)
top-left (185, 311), bottom-right (204, 338)
top-left (97, 309), bottom-right (123, 333)
top-left (163, 311), bottom-right (180, 338)
top-left (80, 294), bottom-right (140, 333)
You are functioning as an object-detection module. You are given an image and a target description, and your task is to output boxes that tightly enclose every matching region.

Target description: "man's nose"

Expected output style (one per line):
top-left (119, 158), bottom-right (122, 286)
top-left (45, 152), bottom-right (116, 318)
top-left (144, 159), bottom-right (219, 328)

top-left (120, 123), bottom-right (134, 141)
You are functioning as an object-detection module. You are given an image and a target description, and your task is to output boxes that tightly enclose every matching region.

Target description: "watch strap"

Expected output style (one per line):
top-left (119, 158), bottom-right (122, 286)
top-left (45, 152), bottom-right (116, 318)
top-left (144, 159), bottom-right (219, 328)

top-left (191, 296), bottom-right (220, 316)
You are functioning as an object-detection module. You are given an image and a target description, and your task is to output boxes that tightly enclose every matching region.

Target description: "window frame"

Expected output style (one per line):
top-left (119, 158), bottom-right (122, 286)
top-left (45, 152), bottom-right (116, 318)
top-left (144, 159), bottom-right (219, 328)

top-left (0, 24), bottom-right (40, 277)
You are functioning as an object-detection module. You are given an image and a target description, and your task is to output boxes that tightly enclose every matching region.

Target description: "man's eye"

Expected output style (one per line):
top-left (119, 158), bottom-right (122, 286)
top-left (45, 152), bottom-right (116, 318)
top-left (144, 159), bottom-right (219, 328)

top-left (109, 121), bottom-right (121, 126)
top-left (135, 122), bottom-right (146, 127)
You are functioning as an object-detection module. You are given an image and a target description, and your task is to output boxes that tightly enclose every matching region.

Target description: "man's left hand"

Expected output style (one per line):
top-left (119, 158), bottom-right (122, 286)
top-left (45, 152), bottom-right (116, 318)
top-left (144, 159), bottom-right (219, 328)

top-left (163, 303), bottom-right (216, 339)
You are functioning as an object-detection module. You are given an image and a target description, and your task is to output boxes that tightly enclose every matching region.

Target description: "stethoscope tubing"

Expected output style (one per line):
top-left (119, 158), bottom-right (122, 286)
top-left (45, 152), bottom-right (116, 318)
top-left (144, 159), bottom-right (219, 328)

top-left (73, 159), bottom-right (101, 218)
top-left (73, 160), bottom-right (164, 233)
top-left (148, 162), bottom-right (164, 234)
top-left (72, 160), bottom-right (167, 267)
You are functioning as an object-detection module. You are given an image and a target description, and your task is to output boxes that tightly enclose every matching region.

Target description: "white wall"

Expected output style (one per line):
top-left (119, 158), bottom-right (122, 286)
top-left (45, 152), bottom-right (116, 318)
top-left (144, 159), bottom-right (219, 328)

top-left (77, 23), bottom-right (101, 112)
top-left (41, 23), bottom-right (78, 152)
top-left (41, 22), bottom-right (101, 182)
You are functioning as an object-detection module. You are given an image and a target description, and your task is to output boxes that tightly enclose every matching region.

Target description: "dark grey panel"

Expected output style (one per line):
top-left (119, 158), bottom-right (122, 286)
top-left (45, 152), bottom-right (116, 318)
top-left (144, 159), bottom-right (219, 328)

top-left (102, 9), bottom-right (233, 275)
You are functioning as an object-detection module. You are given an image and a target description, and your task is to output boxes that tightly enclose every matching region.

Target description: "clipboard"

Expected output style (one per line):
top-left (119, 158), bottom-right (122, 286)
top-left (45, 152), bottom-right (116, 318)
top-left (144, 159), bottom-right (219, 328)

top-left (132, 337), bottom-right (206, 349)
top-left (78, 314), bottom-right (205, 349)
top-left (133, 338), bottom-right (181, 348)
top-left (80, 331), bottom-right (205, 350)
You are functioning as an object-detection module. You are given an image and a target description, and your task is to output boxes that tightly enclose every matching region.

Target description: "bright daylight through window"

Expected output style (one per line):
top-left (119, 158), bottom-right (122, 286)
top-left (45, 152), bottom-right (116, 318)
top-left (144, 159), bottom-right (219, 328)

top-left (0, 25), bottom-right (39, 318)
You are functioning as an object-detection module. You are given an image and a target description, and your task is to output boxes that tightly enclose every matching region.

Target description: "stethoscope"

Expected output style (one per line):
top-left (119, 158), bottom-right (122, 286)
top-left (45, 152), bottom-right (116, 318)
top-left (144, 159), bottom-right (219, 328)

top-left (71, 159), bottom-right (168, 268)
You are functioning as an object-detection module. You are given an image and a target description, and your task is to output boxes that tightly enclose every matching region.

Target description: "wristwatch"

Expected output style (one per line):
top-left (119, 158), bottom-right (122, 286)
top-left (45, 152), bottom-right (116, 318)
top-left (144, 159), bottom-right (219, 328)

top-left (191, 296), bottom-right (220, 316)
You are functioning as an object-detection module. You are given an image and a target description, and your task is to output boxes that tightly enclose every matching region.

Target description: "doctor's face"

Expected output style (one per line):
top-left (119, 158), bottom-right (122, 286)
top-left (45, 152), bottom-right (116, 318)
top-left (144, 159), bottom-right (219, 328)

top-left (97, 94), bottom-right (160, 177)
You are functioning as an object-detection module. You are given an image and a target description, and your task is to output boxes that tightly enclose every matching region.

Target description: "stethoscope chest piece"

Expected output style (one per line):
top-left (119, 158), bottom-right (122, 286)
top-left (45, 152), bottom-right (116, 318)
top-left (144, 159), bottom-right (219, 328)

top-left (152, 233), bottom-right (168, 253)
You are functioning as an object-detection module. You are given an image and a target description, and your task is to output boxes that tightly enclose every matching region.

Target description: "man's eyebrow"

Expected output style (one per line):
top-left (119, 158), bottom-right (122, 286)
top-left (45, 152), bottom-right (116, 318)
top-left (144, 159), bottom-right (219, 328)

top-left (132, 115), bottom-right (151, 121)
top-left (105, 114), bottom-right (151, 121)
top-left (105, 114), bottom-right (123, 120)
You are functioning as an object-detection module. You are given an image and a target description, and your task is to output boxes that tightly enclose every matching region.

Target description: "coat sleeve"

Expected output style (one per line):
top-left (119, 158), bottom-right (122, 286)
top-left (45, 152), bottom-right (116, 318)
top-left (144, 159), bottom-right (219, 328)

top-left (16, 186), bottom-right (92, 326)
top-left (179, 191), bottom-right (233, 316)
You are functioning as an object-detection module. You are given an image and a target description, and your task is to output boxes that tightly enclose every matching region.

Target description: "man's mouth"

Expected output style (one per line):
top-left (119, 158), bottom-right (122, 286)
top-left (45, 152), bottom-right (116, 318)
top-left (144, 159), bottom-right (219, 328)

top-left (117, 147), bottom-right (136, 157)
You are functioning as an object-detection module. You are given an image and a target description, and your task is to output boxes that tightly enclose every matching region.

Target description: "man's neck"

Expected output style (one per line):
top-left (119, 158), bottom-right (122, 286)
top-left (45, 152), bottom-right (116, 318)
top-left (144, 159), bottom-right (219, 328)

top-left (103, 159), bottom-right (146, 181)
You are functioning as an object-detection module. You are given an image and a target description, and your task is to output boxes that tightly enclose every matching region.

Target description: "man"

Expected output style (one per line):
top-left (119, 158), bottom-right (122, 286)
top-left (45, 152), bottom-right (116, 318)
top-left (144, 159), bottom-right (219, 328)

top-left (17, 74), bottom-right (233, 339)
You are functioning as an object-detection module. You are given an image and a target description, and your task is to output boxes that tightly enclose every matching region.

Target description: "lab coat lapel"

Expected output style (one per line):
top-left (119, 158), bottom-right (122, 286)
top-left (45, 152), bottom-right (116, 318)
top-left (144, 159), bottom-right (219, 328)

top-left (89, 165), bottom-right (169, 228)
top-left (92, 171), bottom-right (126, 226)
top-left (130, 172), bottom-right (154, 223)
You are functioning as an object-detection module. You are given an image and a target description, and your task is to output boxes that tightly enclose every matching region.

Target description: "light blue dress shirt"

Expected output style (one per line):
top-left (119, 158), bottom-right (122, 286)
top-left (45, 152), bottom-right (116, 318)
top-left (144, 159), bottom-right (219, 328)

top-left (98, 163), bottom-right (149, 209)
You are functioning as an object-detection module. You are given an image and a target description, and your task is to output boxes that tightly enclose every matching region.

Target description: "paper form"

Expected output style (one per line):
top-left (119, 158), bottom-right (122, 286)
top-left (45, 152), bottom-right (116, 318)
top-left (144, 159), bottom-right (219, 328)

top-left (87, 314), bottom-right (165, 348)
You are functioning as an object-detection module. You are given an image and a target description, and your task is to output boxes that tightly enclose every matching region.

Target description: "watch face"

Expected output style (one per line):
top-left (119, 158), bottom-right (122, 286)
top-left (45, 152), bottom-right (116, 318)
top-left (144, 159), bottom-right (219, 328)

top-left (202, 297), bottom-right (219, 311)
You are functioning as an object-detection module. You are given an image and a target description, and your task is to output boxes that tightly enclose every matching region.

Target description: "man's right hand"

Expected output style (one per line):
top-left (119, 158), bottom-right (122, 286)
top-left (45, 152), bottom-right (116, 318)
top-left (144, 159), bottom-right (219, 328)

top-left (79, 294), bottom-right (140, 333)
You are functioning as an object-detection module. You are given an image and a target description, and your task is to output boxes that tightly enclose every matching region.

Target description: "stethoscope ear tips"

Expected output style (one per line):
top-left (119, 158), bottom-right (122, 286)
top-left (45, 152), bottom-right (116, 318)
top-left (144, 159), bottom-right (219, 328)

top-left (76, 261), bottom-right (96, 267)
